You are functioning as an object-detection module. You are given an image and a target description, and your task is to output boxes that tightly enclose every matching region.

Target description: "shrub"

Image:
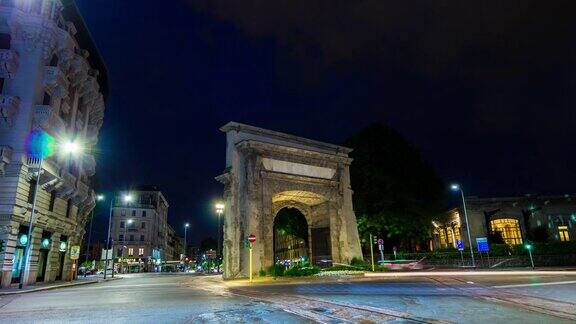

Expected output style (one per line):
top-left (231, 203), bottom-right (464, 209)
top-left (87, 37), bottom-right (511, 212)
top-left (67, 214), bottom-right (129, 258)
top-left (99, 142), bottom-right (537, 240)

top-left (259, 269), bottom-right (266, 277)
top-left (267, 264), bottom-right (285, 277)
top-left (284, 266), bottom-right (320, 277)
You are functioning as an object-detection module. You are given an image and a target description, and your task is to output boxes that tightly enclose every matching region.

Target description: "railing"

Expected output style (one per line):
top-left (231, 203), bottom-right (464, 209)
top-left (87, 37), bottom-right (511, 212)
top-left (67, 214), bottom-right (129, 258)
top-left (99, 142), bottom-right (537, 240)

top-left (44, 66), bottom-right (69, 97)
top-left (33, 105), bottom-right (66, 134)
top-left (0, 94), bottom-right (20, 126)
top-left (0, 49), bottom-right (19, 78)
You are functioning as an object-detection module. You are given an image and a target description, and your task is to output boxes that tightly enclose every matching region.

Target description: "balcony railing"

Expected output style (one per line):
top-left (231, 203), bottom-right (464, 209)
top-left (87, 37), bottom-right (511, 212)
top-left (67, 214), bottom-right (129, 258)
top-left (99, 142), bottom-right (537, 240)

top-left (0, 49), bottom-right (19, 78)
top-left (0, 145), bottom-right (12, 176)
top-left (44, 66), bottom-right (69, 98)
top-left (0, 94), bottom-right (20, 127)
top-left (33, 105), bottom-right (66, 136)
top-left (73, 179), bottom-right (90, 203)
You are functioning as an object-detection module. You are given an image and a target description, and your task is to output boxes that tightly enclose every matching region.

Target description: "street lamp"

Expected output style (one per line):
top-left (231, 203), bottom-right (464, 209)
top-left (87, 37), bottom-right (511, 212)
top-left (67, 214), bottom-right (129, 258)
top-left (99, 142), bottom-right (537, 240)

top-left (184, 223), bottom-right (190, 258)
top-left (19, 131), bottom-right (83, 288)
top-left (215, 203), bottom-right (224, 258)
top-left (104, 192), bottom-right (133, 279)
top-left (451, 184), bottom-right (476, 268)
top-left (122, 218), bottom-right (133, 273)
top-left (525, 243), bottom-right (535, 269)
top-left (84, 194), bottom-right (105, 277)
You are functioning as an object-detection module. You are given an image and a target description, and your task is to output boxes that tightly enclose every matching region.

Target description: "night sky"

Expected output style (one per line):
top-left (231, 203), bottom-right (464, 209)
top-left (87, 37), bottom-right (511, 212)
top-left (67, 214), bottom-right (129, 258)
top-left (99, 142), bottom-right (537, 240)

top-left (76, 1), bottom-right (575, 244)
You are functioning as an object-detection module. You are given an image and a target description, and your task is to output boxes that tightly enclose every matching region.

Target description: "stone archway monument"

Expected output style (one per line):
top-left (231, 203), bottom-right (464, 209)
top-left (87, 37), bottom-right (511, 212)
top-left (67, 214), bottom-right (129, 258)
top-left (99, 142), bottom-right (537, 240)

top-left (216, 122), bottom-right (363, 279)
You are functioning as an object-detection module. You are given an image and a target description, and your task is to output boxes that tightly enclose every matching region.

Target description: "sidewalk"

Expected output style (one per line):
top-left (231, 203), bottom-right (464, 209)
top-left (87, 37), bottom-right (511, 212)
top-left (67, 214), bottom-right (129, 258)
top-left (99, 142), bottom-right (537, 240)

top-left (0, 275), bottom-right (121, 296)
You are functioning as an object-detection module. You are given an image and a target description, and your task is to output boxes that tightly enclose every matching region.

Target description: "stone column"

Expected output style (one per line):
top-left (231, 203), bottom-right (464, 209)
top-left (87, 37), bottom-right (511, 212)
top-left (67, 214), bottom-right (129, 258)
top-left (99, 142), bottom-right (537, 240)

top-left (24, 226), bottom-right (43, 285)
top-left (339, 163), bottom-right (363, 262)
top-left (0, 221), bottom-right (19, 288)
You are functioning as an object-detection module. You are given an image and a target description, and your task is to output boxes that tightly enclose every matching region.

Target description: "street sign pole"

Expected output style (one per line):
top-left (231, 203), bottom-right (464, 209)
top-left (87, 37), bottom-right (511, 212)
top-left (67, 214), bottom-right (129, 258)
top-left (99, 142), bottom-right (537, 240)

top-left (248, 234), bottom-right (256, 282)
top-left (378, 239), bottom-right (384, 262)
top-left (528, 248), bottom-right (534, 269)
top-left (369, 234), bottom-right (375, 272)
top-left (459, 250), bottom-right (464, 266)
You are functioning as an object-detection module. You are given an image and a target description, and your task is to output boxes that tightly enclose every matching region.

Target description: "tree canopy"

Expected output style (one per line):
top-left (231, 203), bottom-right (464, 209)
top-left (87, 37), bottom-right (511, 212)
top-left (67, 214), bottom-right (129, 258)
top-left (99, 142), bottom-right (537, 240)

top-left (344, 123), bottom-right (446, 251)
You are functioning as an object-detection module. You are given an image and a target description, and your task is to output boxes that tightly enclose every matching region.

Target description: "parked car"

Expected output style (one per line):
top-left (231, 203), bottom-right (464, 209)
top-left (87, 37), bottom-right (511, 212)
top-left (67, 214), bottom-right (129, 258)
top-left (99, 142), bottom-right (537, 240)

top-left (379, 260), bottom-right (424, 270)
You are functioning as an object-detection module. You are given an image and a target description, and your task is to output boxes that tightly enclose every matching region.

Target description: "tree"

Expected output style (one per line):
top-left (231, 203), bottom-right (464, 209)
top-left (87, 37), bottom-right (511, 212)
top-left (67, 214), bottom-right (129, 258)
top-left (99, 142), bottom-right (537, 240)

top-left (344, 123), bottom-right (446, 251)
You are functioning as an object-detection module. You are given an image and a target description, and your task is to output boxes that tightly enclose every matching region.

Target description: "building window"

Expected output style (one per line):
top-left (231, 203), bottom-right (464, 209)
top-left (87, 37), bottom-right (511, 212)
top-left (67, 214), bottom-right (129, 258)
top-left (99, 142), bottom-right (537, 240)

top-left (128, 248), bottom-right (133, 256)
top-left (129, 235), bottom-right (134, 241)
top-left (142, 210), bottom-right (146, 217)
top-left (141, 222), bottom-right (146, 229)
top-left (138, 248), bottom-right (144, 256)
top-left (120, 221), bottom-right (125, 229)
top-left (49, 54), bottom-right (58, 67)
top-left (0, 33), bottom-right (10, 49)
top-left (0, 78), bottom-right (4, 94)
top-left (140, 235), bottom-right (145, 241)
top-left (65, 199), bottom-right (72, 218)
top-left (559, 226), bottom-right (570, 242)
top-left (132, 210), bottom-right (136, 217)
top-left (48, 191), bottom-right (56, 211)
top-left (119, 234), bottom-right (124, 241)
top-left (27, 179), bottom-right (37, 204)
top-left (42, 92), bottom-right (51, 105)
top-left (121, 209), bottom-right (126, 216)
top-left (490, 218), bottom-right (523, 245)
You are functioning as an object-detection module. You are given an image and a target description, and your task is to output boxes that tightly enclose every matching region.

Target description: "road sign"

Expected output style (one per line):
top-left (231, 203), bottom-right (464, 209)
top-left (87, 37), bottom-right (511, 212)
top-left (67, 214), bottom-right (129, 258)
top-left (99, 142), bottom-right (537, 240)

top-left (248, 234), bottom-right (256, 244)
top-left (456, 239), bottom-right (464, 251)
top-left (377, 239), bottom-right (383, 245)
top-left (378, 244), bottom-right (383, 251)
top-left (476, 237), bottom-right (489, 252)
top-left (70, 245), bottom-right (80, 260)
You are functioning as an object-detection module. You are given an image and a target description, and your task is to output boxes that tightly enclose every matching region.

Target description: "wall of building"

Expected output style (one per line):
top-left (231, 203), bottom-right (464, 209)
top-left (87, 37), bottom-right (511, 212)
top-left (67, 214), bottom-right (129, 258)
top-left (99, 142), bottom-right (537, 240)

top-left (0, 1), bottom-right (106, 288)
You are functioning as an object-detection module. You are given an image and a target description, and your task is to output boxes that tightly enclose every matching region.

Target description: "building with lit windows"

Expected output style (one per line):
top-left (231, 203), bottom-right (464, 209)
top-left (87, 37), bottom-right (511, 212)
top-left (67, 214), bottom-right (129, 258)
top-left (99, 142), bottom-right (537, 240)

top-left (111, 186), bottom-right (170, 273)
top-left (0, 1), bottom-right (106, 287)
top-left (433, 195), bottom-right (575, 250)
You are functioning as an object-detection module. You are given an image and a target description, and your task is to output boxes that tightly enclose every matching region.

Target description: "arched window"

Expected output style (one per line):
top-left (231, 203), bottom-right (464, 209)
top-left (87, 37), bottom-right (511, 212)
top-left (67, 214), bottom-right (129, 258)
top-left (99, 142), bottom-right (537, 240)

top-left (490, 218), bottom-right (523, 245)
top-left (49, 54), bottom-right (58, 67)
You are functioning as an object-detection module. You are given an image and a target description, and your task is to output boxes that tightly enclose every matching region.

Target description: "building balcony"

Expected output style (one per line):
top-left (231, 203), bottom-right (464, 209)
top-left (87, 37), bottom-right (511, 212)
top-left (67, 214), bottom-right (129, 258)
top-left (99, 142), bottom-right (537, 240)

top-left (70, 54), bottom-right (89, 86)
top-left (73, 179), bottom-right (90, 204)
top-left (0, 49), bottom-right (19, 78)
top-left (86, 125), bottom-right (99, 143)
top-left (0, 94), bottom-right (20, 127)
top-left (84, 154), bottom-right (96, 176)
top-left (44, 66), bottom-right (69, 98)
top-left (0, 145), bottom-right (12, 176)
top-left (26, 156), bottom-right (60, 188)
top-left (56, 170), bottom-right (77, 199)
top-left (33, 105), bottom-right (66, 136)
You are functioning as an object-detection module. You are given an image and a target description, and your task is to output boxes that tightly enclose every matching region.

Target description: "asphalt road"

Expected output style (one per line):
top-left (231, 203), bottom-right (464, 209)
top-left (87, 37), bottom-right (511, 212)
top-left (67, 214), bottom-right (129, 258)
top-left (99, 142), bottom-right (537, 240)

top-left (0, 272), bottom-right (575, 323)
top-left (0, 273), bottom-right (307, 323)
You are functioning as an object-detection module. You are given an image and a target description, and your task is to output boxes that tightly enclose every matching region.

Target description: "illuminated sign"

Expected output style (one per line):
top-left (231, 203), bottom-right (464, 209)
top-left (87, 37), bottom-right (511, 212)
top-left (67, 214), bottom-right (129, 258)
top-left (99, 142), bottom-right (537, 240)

top-left (41, 238), bottom-right (51, 249)
top-left (70, 245), bottom-right (80, 260)
top-left (59, 241), bottom-right (67, 252)
top-left (18, 233), bottom-right (28, 246)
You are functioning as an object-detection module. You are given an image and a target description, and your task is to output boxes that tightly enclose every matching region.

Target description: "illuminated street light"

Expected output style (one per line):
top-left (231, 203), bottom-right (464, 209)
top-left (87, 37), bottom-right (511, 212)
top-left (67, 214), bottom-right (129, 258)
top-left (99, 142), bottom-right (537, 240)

top-left (450, 183), bottom-right (476, 268)
top-left (61, 140), bottom-right (82, 155)
top-left (215, 202), bottom-right (225, 272)
top-left (525, 243), bottom-right (535, 269)
top-left (183, 223), bottom-right (190, 259)
top-left (123, 194), bottom-right (133, 203)
top-left (97, 194), bottom-right (105, 201)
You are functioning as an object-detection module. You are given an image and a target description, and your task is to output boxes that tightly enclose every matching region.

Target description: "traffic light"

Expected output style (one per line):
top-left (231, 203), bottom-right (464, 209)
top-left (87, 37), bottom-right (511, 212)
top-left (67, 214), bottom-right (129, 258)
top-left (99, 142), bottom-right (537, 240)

top-left (525, 243), bottom-right (533, 250)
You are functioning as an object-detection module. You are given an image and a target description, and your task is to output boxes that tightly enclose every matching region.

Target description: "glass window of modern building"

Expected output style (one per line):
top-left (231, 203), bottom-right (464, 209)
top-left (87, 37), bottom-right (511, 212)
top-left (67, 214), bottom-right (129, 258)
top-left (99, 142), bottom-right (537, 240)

top-left (558, 225), bottom-right (570, 241)
top-left (490, 218), bottom-right (523, 245)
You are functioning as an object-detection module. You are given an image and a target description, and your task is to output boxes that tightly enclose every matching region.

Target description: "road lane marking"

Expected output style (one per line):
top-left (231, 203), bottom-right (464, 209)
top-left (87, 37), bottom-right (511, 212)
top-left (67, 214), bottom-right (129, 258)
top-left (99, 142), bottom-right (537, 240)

top-left (365, 270), bottom-right (576, 277)
top-left (493, 280), bottom-right (576, 289)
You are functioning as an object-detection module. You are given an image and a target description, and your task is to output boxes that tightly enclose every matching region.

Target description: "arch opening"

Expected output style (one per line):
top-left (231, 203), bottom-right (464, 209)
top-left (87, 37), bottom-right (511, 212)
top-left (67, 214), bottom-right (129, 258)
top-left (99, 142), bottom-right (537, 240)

top-left (273, 207), bottom-right (309, 265)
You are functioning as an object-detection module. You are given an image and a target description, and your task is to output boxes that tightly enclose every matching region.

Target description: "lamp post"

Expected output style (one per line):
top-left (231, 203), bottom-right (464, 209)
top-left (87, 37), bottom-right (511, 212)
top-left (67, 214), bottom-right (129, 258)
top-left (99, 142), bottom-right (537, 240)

top-left (122, 218), bottom-right (133, 273)
top-left (19, 134), bottom-right (81, 289)
top-left (451, 184), bottom-right (476, 268)
top-left (83, 194), bottom-right (104, 277)
top-left (215, 203), bottom-right (225, 258)
top-left (104, 193), bottom-right (132, 279)
top-left (184, 223), bottom-right (190, 258)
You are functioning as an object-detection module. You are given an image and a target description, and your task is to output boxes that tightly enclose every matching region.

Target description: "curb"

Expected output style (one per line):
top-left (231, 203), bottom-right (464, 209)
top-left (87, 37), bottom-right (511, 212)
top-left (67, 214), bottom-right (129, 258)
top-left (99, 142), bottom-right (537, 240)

top-left (0, 277), bottom-right (121, 296)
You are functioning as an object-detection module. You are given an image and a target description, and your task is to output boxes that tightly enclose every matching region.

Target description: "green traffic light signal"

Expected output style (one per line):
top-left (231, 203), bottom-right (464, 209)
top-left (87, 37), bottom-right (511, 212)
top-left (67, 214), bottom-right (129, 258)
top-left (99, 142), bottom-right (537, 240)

top-left (525, 244), bottom-right (533, 250)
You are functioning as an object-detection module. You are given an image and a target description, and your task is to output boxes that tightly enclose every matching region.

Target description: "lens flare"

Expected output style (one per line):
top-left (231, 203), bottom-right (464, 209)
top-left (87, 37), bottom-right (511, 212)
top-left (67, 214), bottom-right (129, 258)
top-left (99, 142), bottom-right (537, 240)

top-left (25, 129), bottom-right (55, 159)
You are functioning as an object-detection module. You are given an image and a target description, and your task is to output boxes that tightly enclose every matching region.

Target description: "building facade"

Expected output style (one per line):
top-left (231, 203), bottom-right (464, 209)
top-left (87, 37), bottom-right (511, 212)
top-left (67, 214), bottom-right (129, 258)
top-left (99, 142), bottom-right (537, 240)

top-left (433, 195), bottom-right (576, 250)
top-left (111, 186), bottom-right (169, 272)
top-left (0, 1), bottom-right (106, 287)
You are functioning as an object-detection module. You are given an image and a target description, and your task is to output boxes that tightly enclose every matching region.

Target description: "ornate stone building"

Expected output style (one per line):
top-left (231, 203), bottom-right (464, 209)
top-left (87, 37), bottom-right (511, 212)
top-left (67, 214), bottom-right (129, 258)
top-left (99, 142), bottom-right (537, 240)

top-left (217, 122), bottom-right (362, 279)
top-left (0, 1), bottom-right (106, 287)
top-left (433, 195), bottom-right (575, 249)
top-left (111, 186), bottom-right (170, 272)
